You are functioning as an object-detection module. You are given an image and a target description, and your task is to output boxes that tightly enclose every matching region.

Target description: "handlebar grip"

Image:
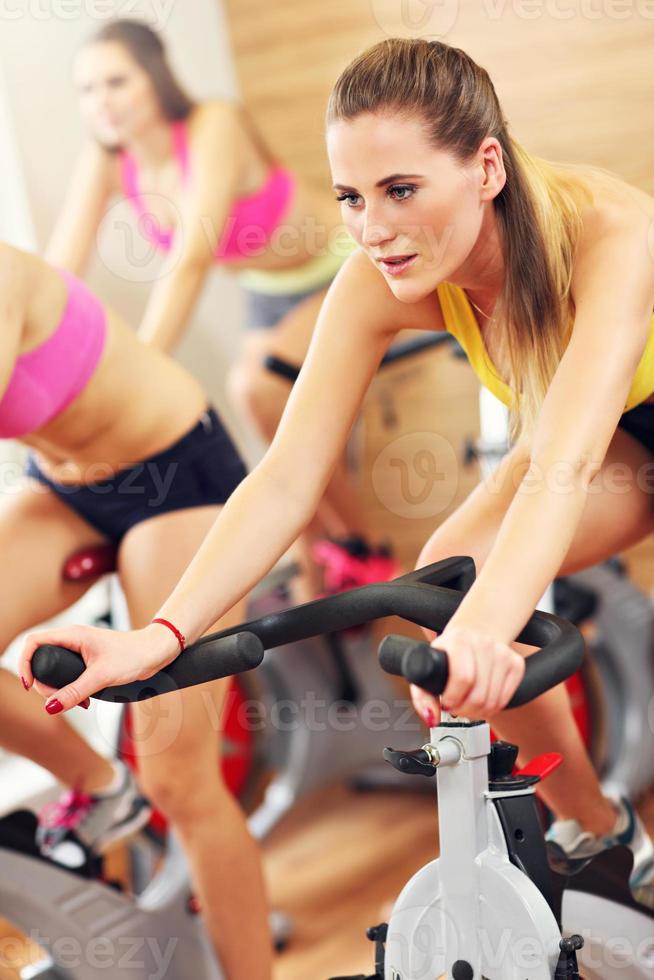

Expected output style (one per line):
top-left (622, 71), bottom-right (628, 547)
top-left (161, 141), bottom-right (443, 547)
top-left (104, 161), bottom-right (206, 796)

top-left (379, 636), bottom-right (448, 697)
top-left (32, 631), bottom-right (265, 703)
top-left (379, 609), bottom-right (584, 708)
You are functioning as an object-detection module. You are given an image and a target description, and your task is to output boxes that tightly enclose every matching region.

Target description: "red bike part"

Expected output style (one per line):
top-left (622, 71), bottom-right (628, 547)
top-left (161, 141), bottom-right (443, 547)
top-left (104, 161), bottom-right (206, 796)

top-left (489, 667), bottom-right (593, 761)
top-left (516, 752), bottom-right (563, 781)
top-left (565, 669), bottom-right (592, 749)
top-left (62, 545), bottom-right (118, 583)
top-left (118, 675), bottom-right (256, 836)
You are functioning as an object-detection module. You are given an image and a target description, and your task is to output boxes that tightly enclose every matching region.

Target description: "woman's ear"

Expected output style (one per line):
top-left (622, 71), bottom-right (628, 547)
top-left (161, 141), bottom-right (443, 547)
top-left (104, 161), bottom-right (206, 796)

top-left (479, 138), bottom-right (506, 201)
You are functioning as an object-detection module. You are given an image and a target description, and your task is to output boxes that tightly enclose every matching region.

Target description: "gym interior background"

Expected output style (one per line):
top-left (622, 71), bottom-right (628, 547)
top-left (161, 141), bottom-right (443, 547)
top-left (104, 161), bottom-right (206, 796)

top-left (0, 1), bottom-right (654, 977)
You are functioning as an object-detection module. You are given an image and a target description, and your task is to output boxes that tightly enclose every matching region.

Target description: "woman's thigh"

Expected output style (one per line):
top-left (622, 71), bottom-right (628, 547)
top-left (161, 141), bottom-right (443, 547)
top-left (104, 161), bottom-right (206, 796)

top-left (0, 481), bottom-right (107, 650)
top-left (117, 505), bottom-right (246, 783)
top-left (419, 426), bottom-right (654, 577)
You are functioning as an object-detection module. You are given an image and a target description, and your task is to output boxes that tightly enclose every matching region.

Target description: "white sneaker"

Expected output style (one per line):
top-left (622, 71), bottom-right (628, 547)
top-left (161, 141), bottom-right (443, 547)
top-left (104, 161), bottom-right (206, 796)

top-left (546, 796), bottom-right (654, 908)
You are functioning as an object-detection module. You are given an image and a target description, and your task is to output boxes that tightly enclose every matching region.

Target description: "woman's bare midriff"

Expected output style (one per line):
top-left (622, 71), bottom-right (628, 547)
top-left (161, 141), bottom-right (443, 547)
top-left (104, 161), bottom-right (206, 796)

top-left (23, 307), bottom-right (208, 485)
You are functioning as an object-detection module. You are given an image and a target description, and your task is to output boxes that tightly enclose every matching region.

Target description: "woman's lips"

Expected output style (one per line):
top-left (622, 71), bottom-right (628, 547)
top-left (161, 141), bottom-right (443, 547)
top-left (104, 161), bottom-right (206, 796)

top-left (378, 254), bottom-right (418, 277)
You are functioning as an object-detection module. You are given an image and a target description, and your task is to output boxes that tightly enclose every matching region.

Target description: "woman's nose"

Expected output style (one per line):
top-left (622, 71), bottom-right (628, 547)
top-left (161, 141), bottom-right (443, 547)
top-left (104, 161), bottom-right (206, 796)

top-left (362, 214), bottom-right (395, 249)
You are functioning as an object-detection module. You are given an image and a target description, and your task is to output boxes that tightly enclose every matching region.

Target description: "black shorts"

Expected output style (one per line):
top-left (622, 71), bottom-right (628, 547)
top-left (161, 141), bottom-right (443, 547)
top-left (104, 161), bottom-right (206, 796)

top-left (26, 408), bottom-right (247, 544)
top-left (617, 401), bottom-right (654, 458)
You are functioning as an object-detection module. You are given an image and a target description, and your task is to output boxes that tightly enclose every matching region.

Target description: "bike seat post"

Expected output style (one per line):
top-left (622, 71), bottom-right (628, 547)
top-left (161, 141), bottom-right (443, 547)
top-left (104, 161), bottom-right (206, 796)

top-left (433, 716), bottom-right (492, 976)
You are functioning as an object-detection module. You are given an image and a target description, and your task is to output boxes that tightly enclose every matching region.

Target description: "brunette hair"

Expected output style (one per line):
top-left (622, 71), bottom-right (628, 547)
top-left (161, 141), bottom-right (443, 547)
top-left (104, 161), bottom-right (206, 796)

top-left (87, 20), bottom-right (278, 165)
top-left (89, 19), bottom-right (194, 120)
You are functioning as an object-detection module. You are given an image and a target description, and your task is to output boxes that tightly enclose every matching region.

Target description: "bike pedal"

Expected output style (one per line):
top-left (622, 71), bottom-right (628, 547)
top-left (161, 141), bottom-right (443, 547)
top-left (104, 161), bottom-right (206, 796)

top-left (327, 975), bottom-right (381, 979)
top-left (555, 934), bottom-right (584, 977)
top-left (366, 923), bottom-right (388, 942)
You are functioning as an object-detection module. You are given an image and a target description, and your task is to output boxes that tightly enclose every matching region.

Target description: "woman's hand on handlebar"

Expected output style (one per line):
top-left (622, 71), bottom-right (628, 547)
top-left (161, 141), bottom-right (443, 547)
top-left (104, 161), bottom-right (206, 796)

top-left (19, 624), bottom-right (180, 713)
top-left (410, 625), bottom-right (526, 726)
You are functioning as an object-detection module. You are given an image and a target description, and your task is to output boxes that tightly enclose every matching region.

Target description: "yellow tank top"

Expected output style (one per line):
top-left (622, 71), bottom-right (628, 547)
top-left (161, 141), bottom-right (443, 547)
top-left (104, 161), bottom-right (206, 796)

top-left (436, 281), bottom-right (654, 412)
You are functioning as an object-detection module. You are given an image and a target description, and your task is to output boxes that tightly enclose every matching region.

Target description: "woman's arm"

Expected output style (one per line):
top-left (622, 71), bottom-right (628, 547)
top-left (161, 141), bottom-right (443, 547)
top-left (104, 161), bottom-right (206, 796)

top-left (408, 207), bottom-right (654, 727)
top-left (20, 253), bottom-right (443, 706)
top-left (45, 142), bottom-right (114, 276)
top-left (450, 207), bottom-right (654, 646)
top-left (137, 102), bottom-right (241, 350)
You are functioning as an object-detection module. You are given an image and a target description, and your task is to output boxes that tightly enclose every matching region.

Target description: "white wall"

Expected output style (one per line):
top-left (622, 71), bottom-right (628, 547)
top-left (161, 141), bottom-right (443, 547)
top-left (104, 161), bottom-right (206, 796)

top-left (0, 0), bottom-right (254, 454)
top-left (0, 61), bottom-right (32, 477)
top-left (0, 59), bottom-right (36, 250)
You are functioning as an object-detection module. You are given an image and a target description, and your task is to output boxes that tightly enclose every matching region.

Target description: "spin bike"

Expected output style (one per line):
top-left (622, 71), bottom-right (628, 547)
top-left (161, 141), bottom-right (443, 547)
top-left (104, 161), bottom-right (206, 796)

top-left (16, 557), bottom-right (654, 979)
top-left (341, 630), bottom-right (654, 979)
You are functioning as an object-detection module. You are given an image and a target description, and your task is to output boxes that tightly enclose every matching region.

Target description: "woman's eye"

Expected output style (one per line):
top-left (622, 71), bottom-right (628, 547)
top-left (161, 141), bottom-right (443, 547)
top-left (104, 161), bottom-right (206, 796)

top-left (108, 76), bottom-right (126, 88)
top-left (388, 184), bottom-right (415, 201)
top-left (335, 193), bottom-right (362, 207)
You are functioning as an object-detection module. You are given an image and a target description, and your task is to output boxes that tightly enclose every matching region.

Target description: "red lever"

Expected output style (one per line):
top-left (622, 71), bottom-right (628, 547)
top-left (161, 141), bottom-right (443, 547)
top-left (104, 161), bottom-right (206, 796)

top-left (516, 752), bottom-right (563, 781)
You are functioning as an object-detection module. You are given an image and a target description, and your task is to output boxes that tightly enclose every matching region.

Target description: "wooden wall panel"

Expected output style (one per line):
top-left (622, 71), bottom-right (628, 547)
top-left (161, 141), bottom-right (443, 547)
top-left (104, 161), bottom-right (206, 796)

top-left (224, 0), bottom-right (654, 193)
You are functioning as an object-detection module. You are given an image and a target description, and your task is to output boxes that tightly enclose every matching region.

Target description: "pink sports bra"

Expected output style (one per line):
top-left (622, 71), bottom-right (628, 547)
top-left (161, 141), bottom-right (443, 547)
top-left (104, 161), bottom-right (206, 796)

top-left (119, 118), bottom-right (296, 261)
top-left (0, 269), bottom-right (106, 439)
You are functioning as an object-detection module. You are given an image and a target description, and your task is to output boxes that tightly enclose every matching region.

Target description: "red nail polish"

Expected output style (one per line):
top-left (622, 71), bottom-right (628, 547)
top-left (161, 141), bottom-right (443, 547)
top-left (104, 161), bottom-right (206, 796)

top-left (424, 708), bottom-right (437, 727)
top-left (45, 699), bottom-right (63, 715)
top-left (20, 676), bottom-right (29, 691)
top-left (80, 698), bottom-right (91, 710)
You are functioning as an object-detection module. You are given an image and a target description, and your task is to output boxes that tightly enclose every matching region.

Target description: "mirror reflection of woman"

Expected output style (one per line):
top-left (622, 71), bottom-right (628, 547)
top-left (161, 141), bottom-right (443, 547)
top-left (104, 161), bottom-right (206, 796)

top-left (47, 19), bottom-right (395, 596)
top-left (0, 246), bottom-right (272, 979)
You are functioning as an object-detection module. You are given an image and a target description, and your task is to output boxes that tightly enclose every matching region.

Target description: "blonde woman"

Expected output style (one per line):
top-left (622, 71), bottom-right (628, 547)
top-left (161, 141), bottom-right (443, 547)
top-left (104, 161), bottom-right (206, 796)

top-left (26, 38), bottom-right (654, 904)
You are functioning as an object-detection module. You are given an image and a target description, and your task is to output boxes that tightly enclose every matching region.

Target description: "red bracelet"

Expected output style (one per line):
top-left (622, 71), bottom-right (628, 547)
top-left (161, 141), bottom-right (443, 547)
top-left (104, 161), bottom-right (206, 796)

top-left (151, 618), bottom-right (186, 654)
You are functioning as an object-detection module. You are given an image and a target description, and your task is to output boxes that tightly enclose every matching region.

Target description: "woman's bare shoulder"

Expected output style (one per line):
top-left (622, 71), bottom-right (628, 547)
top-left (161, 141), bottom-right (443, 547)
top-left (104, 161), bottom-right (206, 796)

top-left (187, 99), bottom-right (239, 132)
top-left (566, 167), bottom-right (654, 305)
top-left (568, 165), bottom-right (654, 229)
top-left (330, 247), bottom-right (446, 338)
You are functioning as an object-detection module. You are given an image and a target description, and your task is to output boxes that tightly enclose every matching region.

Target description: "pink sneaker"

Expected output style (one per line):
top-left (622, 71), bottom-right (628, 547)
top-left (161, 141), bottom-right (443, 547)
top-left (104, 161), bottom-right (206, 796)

top-left (37, 760), bottom-right (151, 859)
top-left (312, 536), bottom-right (400, 594)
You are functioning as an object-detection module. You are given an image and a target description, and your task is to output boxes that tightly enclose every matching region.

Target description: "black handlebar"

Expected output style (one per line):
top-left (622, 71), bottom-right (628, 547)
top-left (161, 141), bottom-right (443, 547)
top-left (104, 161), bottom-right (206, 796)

top-left (31, 631), bottom-right (264, 703)
top-left (379, 599), bottom-right (584, 708)
top-left (31, 556), bottom-right (583, 708)
top-left (264, 332), bottom-right (456, 385)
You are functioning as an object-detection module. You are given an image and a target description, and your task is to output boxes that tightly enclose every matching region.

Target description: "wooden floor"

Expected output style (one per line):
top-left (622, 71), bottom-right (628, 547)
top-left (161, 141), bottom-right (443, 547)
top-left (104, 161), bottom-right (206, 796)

top-left (265, 782), bottom-right (440, 979)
